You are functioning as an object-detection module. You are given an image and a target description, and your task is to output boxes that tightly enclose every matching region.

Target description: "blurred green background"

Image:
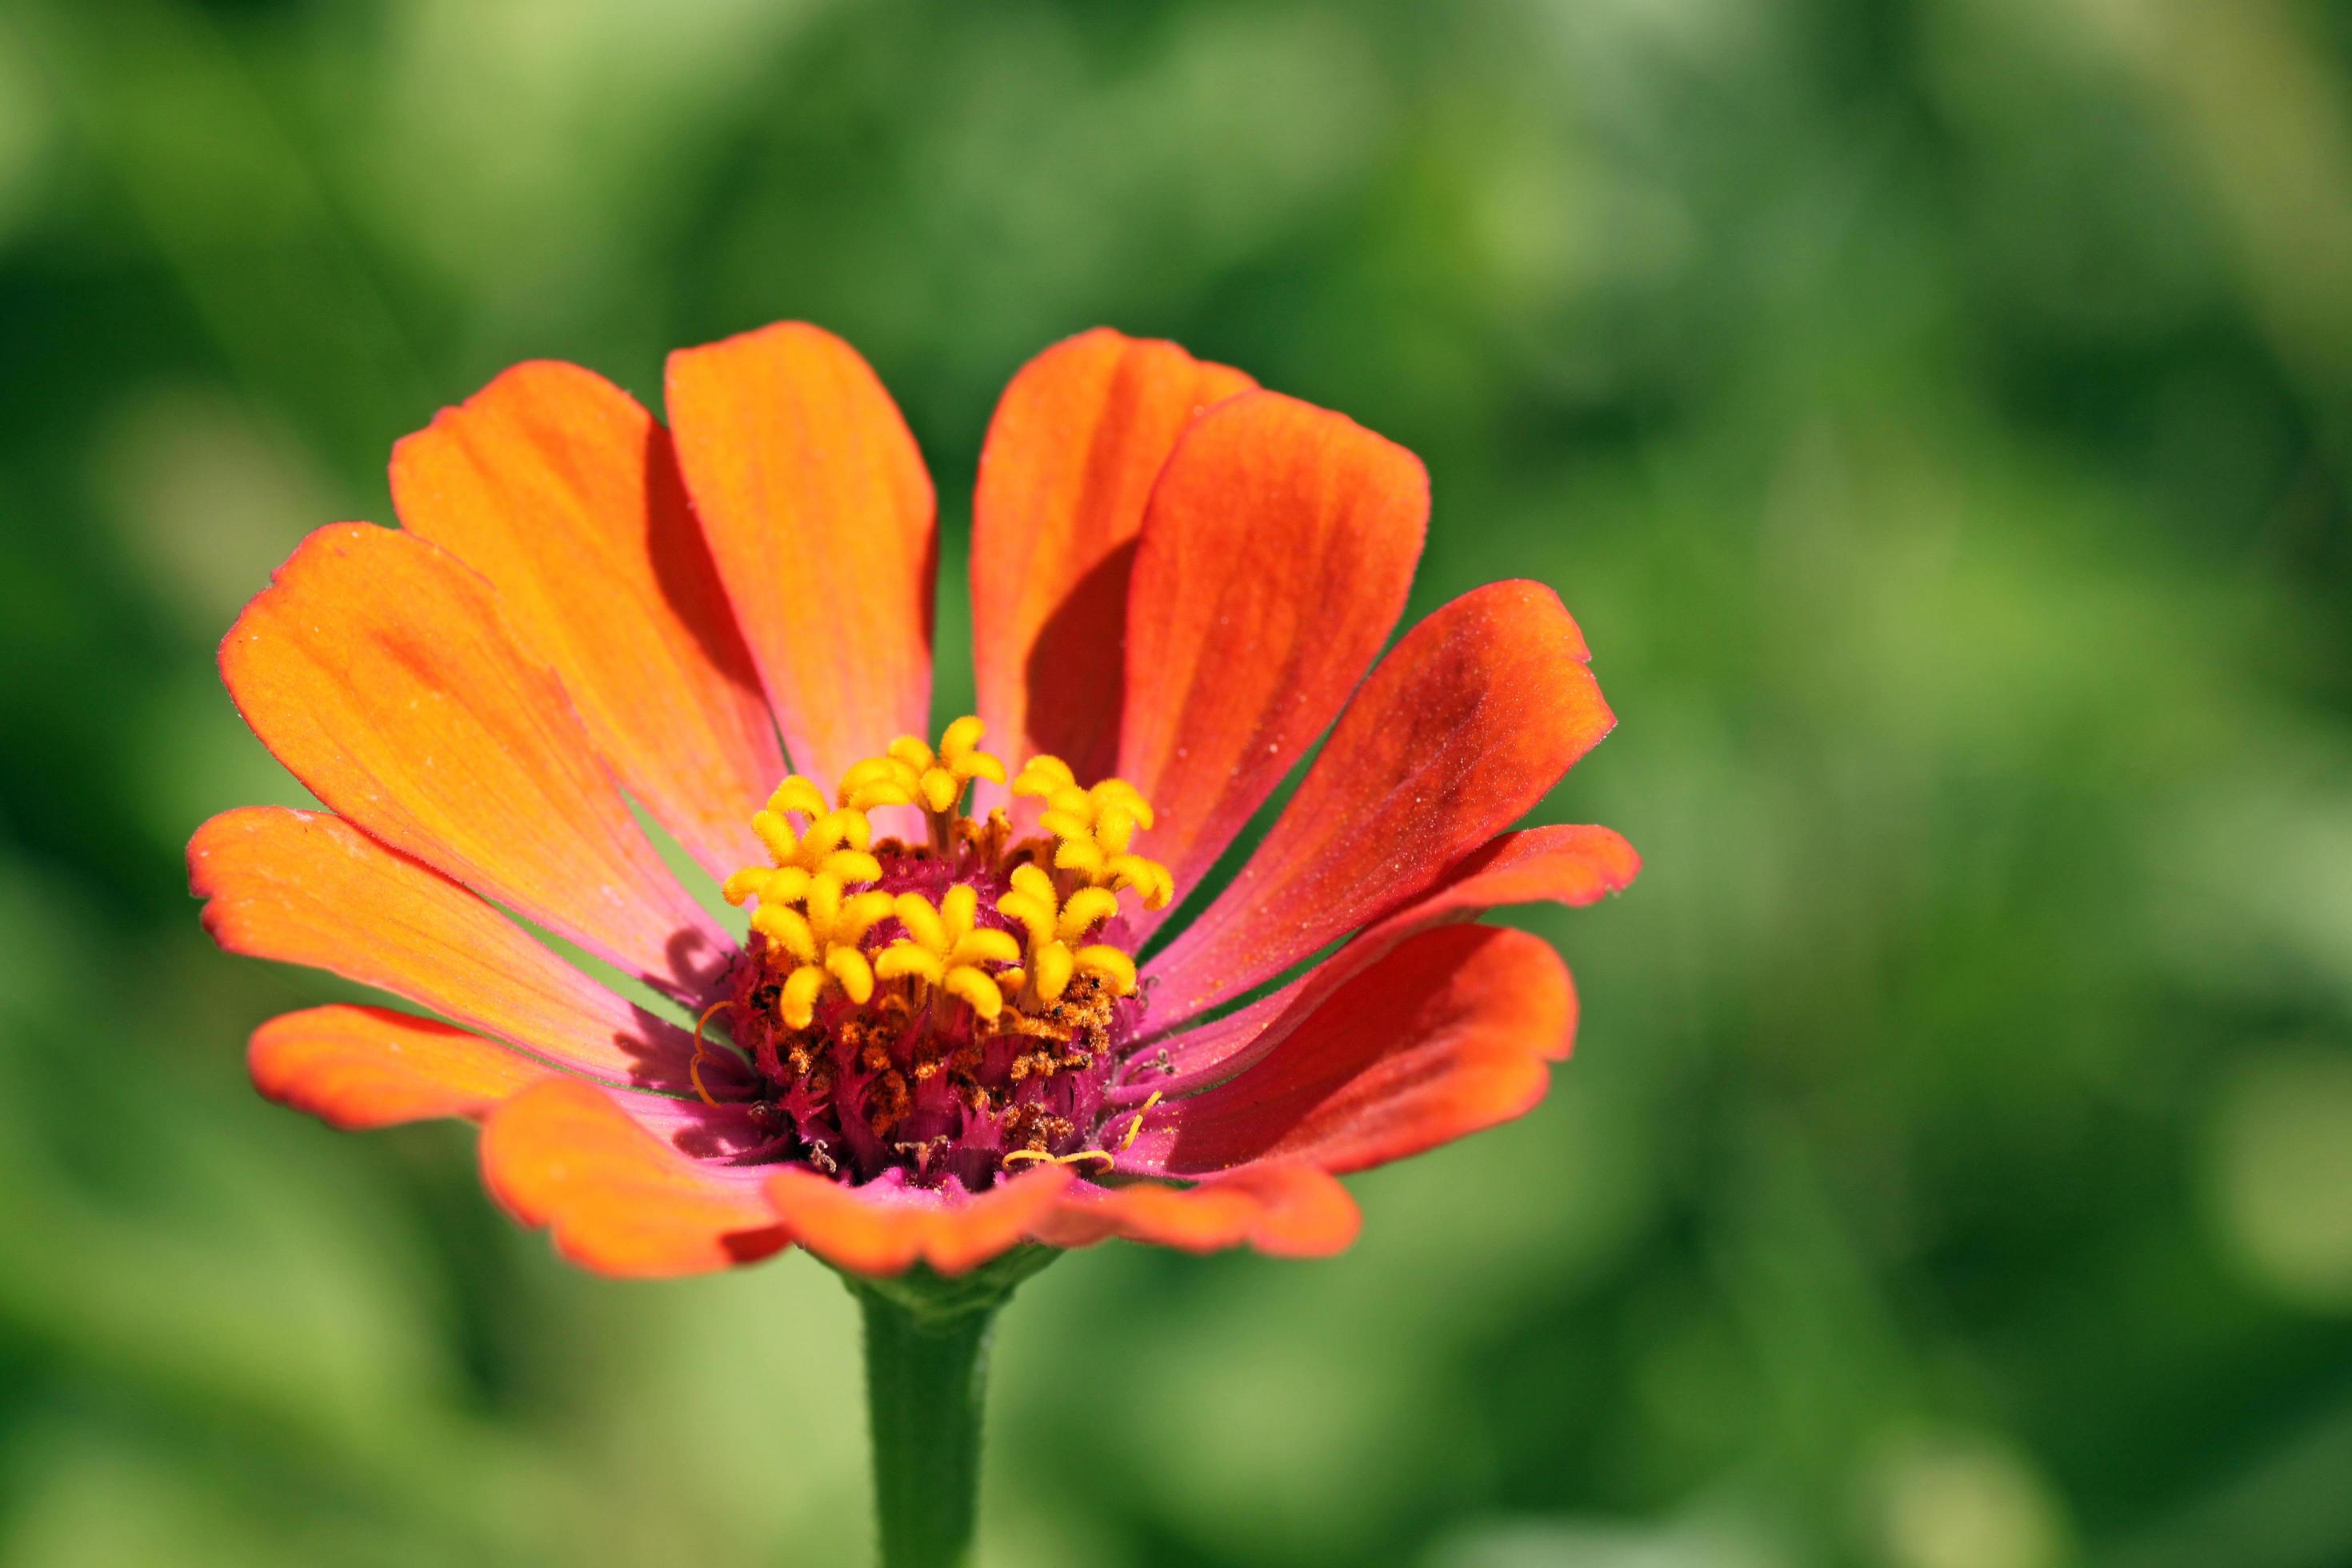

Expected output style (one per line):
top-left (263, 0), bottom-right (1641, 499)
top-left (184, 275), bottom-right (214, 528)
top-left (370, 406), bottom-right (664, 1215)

top-left (3, 0), bottom-right (2351, 1564)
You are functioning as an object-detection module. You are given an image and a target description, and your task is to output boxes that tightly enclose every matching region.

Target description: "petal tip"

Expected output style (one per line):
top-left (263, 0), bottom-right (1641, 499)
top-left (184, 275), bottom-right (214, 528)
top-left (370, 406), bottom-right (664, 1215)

top-left (482, 1079), bottom-right (789, 1278)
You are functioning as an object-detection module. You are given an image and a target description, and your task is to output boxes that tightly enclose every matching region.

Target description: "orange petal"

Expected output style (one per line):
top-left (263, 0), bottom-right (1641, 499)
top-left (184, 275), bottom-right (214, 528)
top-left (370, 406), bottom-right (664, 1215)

top-left (190, 806), bottom-right (735, 1097)
top-left (666, 323), bottom-right (934, 789)
top-left (970, 329), bottom-right (1254, 790)
top-left (1150, 823), bottom-right (1638, 1087)
top-left (219, 522), bottom-right (731, 998)
top-left (1162, 926), bottom-right (1573, 1178)
top-left (391, 360), bottom-right (783, 882)
top-left (1030, 1164), bottom-right (1359, 1258)
top-left (481, 1079), bottom-right (789, 1278)
top-left (1118, 391), bottom-right (1426, 914)
top-left (250, 1004), bottom-right (552, 1130)
top-left (1144, 580), bottom-right (1614, 1026)
top-left (763, 1166), bottom-right (1074, 1277)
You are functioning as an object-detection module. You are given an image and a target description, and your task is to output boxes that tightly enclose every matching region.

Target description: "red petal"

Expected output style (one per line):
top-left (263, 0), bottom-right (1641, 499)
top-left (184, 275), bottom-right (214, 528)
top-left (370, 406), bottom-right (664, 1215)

top-left (1161, 925), bottom-right (1574, 1178)
top-left (762, 1166), bottom-right (1074, 1277)
top-left (218, 523), bottom-right (730, 998)
top-left (480, 1079), bottom-right (789, 1278)
top-left (391, 361), bottom-right (783, 882)
top-left (666, 323), bottom-right (934, 789)
top-left (1144, 580), bottom-right (1614, 1027)
top-left (970, 329), bottom-right (1254, 790)
top-left (1030, 1164), bottom-right (1359, 1258)
top-left (1151, 823), bottom-right (1637, 1090)
top-left (1117, 391), bottom-right (1426, 918)
top-left (250, 1005), bottom-right (551, 1130)
top-left (190, 806), bottom-right (734, 1097)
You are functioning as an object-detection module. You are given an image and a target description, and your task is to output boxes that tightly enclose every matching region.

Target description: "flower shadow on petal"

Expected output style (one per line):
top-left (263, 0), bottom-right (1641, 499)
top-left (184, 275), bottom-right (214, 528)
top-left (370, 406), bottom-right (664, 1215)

top-left (635, 418), bottom-right (773, 695)
top-left (1019, 538), bottom-right (1138, 785)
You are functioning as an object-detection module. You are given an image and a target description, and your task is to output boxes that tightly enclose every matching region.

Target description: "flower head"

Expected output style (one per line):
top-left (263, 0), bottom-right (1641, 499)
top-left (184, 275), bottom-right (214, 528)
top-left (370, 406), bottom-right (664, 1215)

top-left (191, 325), bottom-right (1638, 1278)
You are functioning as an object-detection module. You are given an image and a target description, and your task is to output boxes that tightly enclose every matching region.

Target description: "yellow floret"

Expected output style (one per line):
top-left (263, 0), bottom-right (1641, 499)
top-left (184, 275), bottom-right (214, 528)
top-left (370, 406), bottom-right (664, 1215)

top-left (838, 717), bottom-right (1008, 818)
top-left (721, 774), bottom-right (880, 906)
top-left (749, 873), bottom-right (894, 1028)
top-left (1009, 755), bottom-right (1175, 910)
top-left (996, 863), bottom-right (1140, 1007)
top-left (726, 721), bottom-right (1166, 1037)
top-left (874, 883), bottom-right (1022, 1020)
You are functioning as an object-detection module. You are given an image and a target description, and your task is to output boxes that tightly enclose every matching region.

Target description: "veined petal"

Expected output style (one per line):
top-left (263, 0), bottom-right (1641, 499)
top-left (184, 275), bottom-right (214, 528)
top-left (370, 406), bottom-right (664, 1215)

top-left (190, 806), bottom-right (739, 1097)
top-left (1117, 391), bottom-right (1426, 918)
top-left (1142, 823), bottom-right (1638, 1092)
top-left (763, 1166), bottom-right (1074, 1277)
top-left (1153, 926), bottom-right (1574, 1178)
top-left (666, 323), bottom-right (934, 790)
top-left (218, 522), bottom-right (731, 998)
top-left (250, 1005), bottom-right (552, 1130)
top-left (1030, 1164), bottom-right (1358, 1258)
top-left (481, 1080), bottom-right (790, 1278)
top-left (390, 360), bottom-right (783, 882)
top-left (1143, 580), bottom-right (1614, 1027)
top-left (970, 329), bottom-right (1254, 793)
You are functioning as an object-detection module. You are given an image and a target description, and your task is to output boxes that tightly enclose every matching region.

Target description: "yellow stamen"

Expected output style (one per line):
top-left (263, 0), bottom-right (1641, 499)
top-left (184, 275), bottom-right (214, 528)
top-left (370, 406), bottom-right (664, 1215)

top-left (943, 966), bottom-right (1007, 1021)
top-left (1000, 1147), bottom-right (1116, 1171)
top-left (751, 873), bottom-right (893, 1028)
top-left (1012, 755), bottom-right (1174, 910)
top-left (996, 862), bottom-right (1138, 1008)
top-left (722, 775), bottom-right (879, 905)
top-left (690, 999), bottom-right (735, 1108)
top-left (722, 718), bottom-right (1168, 1038)
top-left (838, 718), bottom-right (1008, 820)
top-left (1073, 944), bottom-right (1137, 994)
top-left (1118, 1090), bottom-right (1164, 1151)
top-left (875, 884), bottom-right (1021, 1020)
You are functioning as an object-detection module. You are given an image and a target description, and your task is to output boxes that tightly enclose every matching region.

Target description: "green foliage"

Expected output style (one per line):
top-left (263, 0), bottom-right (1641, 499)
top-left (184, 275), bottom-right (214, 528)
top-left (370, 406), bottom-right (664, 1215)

top-left (1, 0), bottom-right (2349, 1563)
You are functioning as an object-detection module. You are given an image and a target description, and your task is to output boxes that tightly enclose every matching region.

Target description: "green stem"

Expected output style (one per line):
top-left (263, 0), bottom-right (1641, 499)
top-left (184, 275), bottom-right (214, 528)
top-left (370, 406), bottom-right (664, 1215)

top-left (843, 1248), bottom-right (1055, 1568)
top-left (858, 1287), bottom-right (994, 1568)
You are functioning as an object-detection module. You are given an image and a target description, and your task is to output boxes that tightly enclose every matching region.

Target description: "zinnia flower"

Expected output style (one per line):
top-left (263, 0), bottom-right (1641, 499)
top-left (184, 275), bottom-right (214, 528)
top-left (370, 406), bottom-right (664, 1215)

top-left (190, 324), bottom-right (1638, 1281)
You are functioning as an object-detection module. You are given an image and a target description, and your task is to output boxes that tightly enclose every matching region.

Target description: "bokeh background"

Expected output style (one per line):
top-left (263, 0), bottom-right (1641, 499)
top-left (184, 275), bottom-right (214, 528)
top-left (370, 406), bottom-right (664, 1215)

top-left (3, 0), bottom-right (2351, 1564)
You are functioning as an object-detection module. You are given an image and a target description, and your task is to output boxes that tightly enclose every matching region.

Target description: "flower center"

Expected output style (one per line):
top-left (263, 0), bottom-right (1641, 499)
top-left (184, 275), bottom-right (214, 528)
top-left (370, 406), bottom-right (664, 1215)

top-left (706, 718), bottom-right (1176, 1190)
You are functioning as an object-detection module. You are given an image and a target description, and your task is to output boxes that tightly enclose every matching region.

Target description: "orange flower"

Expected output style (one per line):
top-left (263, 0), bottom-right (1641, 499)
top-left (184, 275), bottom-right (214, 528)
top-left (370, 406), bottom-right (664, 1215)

top-left (190, 325), bottom-right (1638, 1279)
